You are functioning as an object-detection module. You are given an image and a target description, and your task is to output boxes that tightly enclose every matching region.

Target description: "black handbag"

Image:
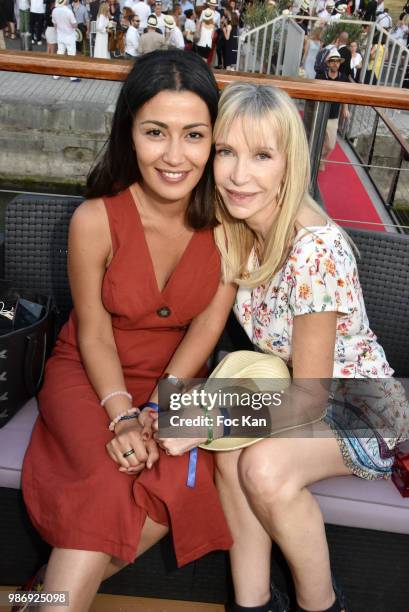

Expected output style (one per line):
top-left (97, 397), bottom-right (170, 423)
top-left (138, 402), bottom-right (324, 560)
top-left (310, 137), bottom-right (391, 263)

top-left (0, 282), bottom-right (56, 428)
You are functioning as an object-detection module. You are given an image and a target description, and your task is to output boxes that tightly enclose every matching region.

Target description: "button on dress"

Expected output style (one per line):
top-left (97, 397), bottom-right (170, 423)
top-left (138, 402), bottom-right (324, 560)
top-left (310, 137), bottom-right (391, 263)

top-left (22, 188), bottom-right (232, 565)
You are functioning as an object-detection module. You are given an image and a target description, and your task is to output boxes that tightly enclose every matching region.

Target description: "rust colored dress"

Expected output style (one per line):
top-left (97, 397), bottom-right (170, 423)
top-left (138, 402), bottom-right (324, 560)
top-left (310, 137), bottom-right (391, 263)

top-left (22, 188), bottom-right (232, 565)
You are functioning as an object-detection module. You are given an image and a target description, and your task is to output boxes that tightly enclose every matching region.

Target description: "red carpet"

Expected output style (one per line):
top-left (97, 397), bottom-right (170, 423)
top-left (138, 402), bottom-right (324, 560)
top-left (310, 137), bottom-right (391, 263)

top-left (318, 142), bottom-right (386, 232)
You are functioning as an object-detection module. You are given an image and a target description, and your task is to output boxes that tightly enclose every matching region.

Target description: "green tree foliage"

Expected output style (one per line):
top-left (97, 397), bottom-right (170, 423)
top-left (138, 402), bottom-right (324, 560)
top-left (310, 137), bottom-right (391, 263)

top-left (321, 17), bottom-right (364, 46)
top-left (243, 0), bottom-right (292, 30)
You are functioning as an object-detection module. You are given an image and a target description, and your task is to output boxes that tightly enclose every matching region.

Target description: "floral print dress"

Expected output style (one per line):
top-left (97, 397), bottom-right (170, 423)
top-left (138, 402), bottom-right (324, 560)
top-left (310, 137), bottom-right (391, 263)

top-left (234, 223), bottom-right (408, 479)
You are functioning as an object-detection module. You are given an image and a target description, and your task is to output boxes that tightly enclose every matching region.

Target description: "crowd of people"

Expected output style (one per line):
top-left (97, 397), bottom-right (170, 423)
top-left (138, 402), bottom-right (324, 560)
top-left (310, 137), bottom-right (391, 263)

top-left (301, 0), bottom-right (409, 81)
top-left (0, 0), bottom-right (244, 67)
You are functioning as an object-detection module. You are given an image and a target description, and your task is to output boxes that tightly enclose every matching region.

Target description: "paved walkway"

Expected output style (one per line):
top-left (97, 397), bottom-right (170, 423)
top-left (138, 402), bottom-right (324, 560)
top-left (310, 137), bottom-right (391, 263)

top-left (0, 70), bottom-right (121, 107)
top-left (1, 36), bottom-right (122, 106)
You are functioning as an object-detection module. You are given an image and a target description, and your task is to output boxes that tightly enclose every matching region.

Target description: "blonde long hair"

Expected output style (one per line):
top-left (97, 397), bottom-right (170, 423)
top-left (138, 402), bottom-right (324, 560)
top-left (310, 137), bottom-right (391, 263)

top-left (214, 82), bottom-right (329, 288)
top-left (98, 2), bottom-right (110, 18)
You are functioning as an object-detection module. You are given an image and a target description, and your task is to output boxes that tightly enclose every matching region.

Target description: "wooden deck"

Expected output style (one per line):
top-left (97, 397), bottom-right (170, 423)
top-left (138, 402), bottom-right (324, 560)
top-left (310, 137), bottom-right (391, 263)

top-left (0, 587), bottom-right (224, 611)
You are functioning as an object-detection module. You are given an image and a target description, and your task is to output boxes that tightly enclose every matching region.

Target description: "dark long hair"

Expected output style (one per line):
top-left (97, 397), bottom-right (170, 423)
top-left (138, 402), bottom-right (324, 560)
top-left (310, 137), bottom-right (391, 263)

top-left (86, 50), bottom-right (219, 229)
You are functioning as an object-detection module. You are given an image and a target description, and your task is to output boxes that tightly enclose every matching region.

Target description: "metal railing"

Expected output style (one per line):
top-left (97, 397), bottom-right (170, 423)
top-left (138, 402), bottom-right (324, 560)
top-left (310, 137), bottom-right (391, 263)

top-left (236, 15), bottom-right (303, 76)
top-left (236, 14), bottom-right (409, 88)
top-left (1, 51), bottom-right (409, 230)
top-left (345, 107), bottom-right (409, 227)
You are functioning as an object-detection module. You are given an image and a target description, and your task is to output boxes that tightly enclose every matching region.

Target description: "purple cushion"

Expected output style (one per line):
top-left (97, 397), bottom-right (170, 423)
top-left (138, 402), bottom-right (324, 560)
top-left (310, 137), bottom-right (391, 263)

top-left (0, 398), bottom-right (38, 489)
top-left (1, 400), bottom-right (409, 535)
top-left (309, 476), bottom-right (409, 534)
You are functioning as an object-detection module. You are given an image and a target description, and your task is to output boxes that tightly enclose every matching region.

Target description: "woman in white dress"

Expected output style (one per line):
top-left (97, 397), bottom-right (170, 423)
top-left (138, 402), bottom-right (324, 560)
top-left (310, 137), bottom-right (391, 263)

top-left (94, 1), bottom-right (111, 59)
top-left (302, 27), bottom-right (322, 78)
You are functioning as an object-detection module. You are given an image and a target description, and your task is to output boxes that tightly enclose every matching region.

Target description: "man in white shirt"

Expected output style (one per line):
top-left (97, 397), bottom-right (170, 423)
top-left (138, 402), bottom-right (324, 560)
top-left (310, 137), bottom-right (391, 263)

top-left (52, 0), bottom-right (80, 81)
top-left (154, 0), bottom-right (166, 34)
top-left (164, 14), bottom-right (184, 49)
top-left (125, 13), bottom-right (140, 57)
top-left (200, 0), bottom-right (220, 27)
top-left (125, 0), bottom-right (151, 30)
top-left (317, 1), bottom-right (333, 21)
top-left (30, 0), bottom-right (46, 45)
top-left (376, 8), bottom-right (393, 30)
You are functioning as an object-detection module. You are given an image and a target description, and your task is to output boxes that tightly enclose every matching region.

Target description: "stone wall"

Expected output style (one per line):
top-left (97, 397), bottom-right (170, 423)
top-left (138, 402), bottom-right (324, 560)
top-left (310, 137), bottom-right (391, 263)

top-left (0, 98), bottom-right (114, 191)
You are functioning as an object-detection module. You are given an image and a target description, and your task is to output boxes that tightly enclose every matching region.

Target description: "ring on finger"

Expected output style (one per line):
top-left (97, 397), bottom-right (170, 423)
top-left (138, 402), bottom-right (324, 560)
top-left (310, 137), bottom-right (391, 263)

top-left (123, 448), bottom-right (136, 458)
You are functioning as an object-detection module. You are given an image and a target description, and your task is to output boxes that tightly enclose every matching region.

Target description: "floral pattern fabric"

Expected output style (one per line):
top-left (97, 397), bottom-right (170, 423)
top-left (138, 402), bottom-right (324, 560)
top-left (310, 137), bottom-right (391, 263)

top-left (235, 223), bottom-right (393, 379)
top-left (234, 223), bottom-right (408, 479)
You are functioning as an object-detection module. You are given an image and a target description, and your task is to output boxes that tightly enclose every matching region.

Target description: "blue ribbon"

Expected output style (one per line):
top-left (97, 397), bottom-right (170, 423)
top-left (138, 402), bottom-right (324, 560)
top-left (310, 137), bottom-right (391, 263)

top-left (186, 447), bottom-right (198, 488)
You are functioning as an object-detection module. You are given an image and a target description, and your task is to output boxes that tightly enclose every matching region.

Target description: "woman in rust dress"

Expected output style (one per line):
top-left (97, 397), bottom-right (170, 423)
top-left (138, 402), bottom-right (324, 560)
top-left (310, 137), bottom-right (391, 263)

top-left (22, 49), bottom-right (234, 611)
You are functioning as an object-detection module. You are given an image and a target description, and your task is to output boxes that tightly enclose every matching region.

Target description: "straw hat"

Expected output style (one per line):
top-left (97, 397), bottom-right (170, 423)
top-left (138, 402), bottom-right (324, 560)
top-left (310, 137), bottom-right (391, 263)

top-left (203, 8), bottom-right (214, 21)
top-left (55, 0), bottom-right (66, 5)
top-left (147, 14), bottom-right (158, 27)
top-left (326, 0), bottom-right (335, 8)
top-left (325, 48), bottom-right (345, 63)
top-left (335, 3), bottom-right (347, 12)
top-left (164, 14), bottom-right (175, 29)
top-left (75, 28), bottom-right (83, 43)
top-left (198, 351), bottom-right (292, 451)
top-left (300, 0), bottom-right (310, 12)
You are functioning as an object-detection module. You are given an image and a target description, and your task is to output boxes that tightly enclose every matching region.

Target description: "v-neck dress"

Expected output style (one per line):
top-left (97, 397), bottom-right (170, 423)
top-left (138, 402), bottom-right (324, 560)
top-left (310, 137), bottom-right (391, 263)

top-left (22, 188), bottom-right (232, 565)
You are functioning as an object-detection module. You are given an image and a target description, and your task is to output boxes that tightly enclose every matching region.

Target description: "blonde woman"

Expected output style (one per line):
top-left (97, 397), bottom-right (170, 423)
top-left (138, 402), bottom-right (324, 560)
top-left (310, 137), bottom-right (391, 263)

top-left (94, 1), bottom-right (111, 59)
top-left (302, 27), bottom-right (322, 79)
top-left (209, 82), bottom-right (408, 612)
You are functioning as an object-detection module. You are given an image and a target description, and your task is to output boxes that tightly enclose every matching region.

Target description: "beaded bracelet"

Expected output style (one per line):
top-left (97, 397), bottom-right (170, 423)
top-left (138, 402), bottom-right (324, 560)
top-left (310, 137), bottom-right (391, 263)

top-left (140, 401), bottom-right (159, 413)
top-left (116, 413), bottom-right (139, 426)
top-left (108, 408), bottom-right (140, 432)
top-left (100, 390), bottom-right (132, 408)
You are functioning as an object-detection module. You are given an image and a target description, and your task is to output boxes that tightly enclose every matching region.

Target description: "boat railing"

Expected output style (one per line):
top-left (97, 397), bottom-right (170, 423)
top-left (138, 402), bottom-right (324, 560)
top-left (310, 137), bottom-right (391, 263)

top-left (0, 51), bottom-right (408, 231)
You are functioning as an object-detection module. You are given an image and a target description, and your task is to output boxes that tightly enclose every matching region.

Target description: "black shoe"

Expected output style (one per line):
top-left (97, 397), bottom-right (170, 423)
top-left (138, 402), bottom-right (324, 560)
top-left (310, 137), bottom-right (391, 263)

top-left (270, 582), bottom-right (290, 612)
top-left (295, 576), bottom-right (348, 612)
top-left (332, 575), bottom-right (348, 612)
top-left (225, 584), bottom-right (289, 612)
